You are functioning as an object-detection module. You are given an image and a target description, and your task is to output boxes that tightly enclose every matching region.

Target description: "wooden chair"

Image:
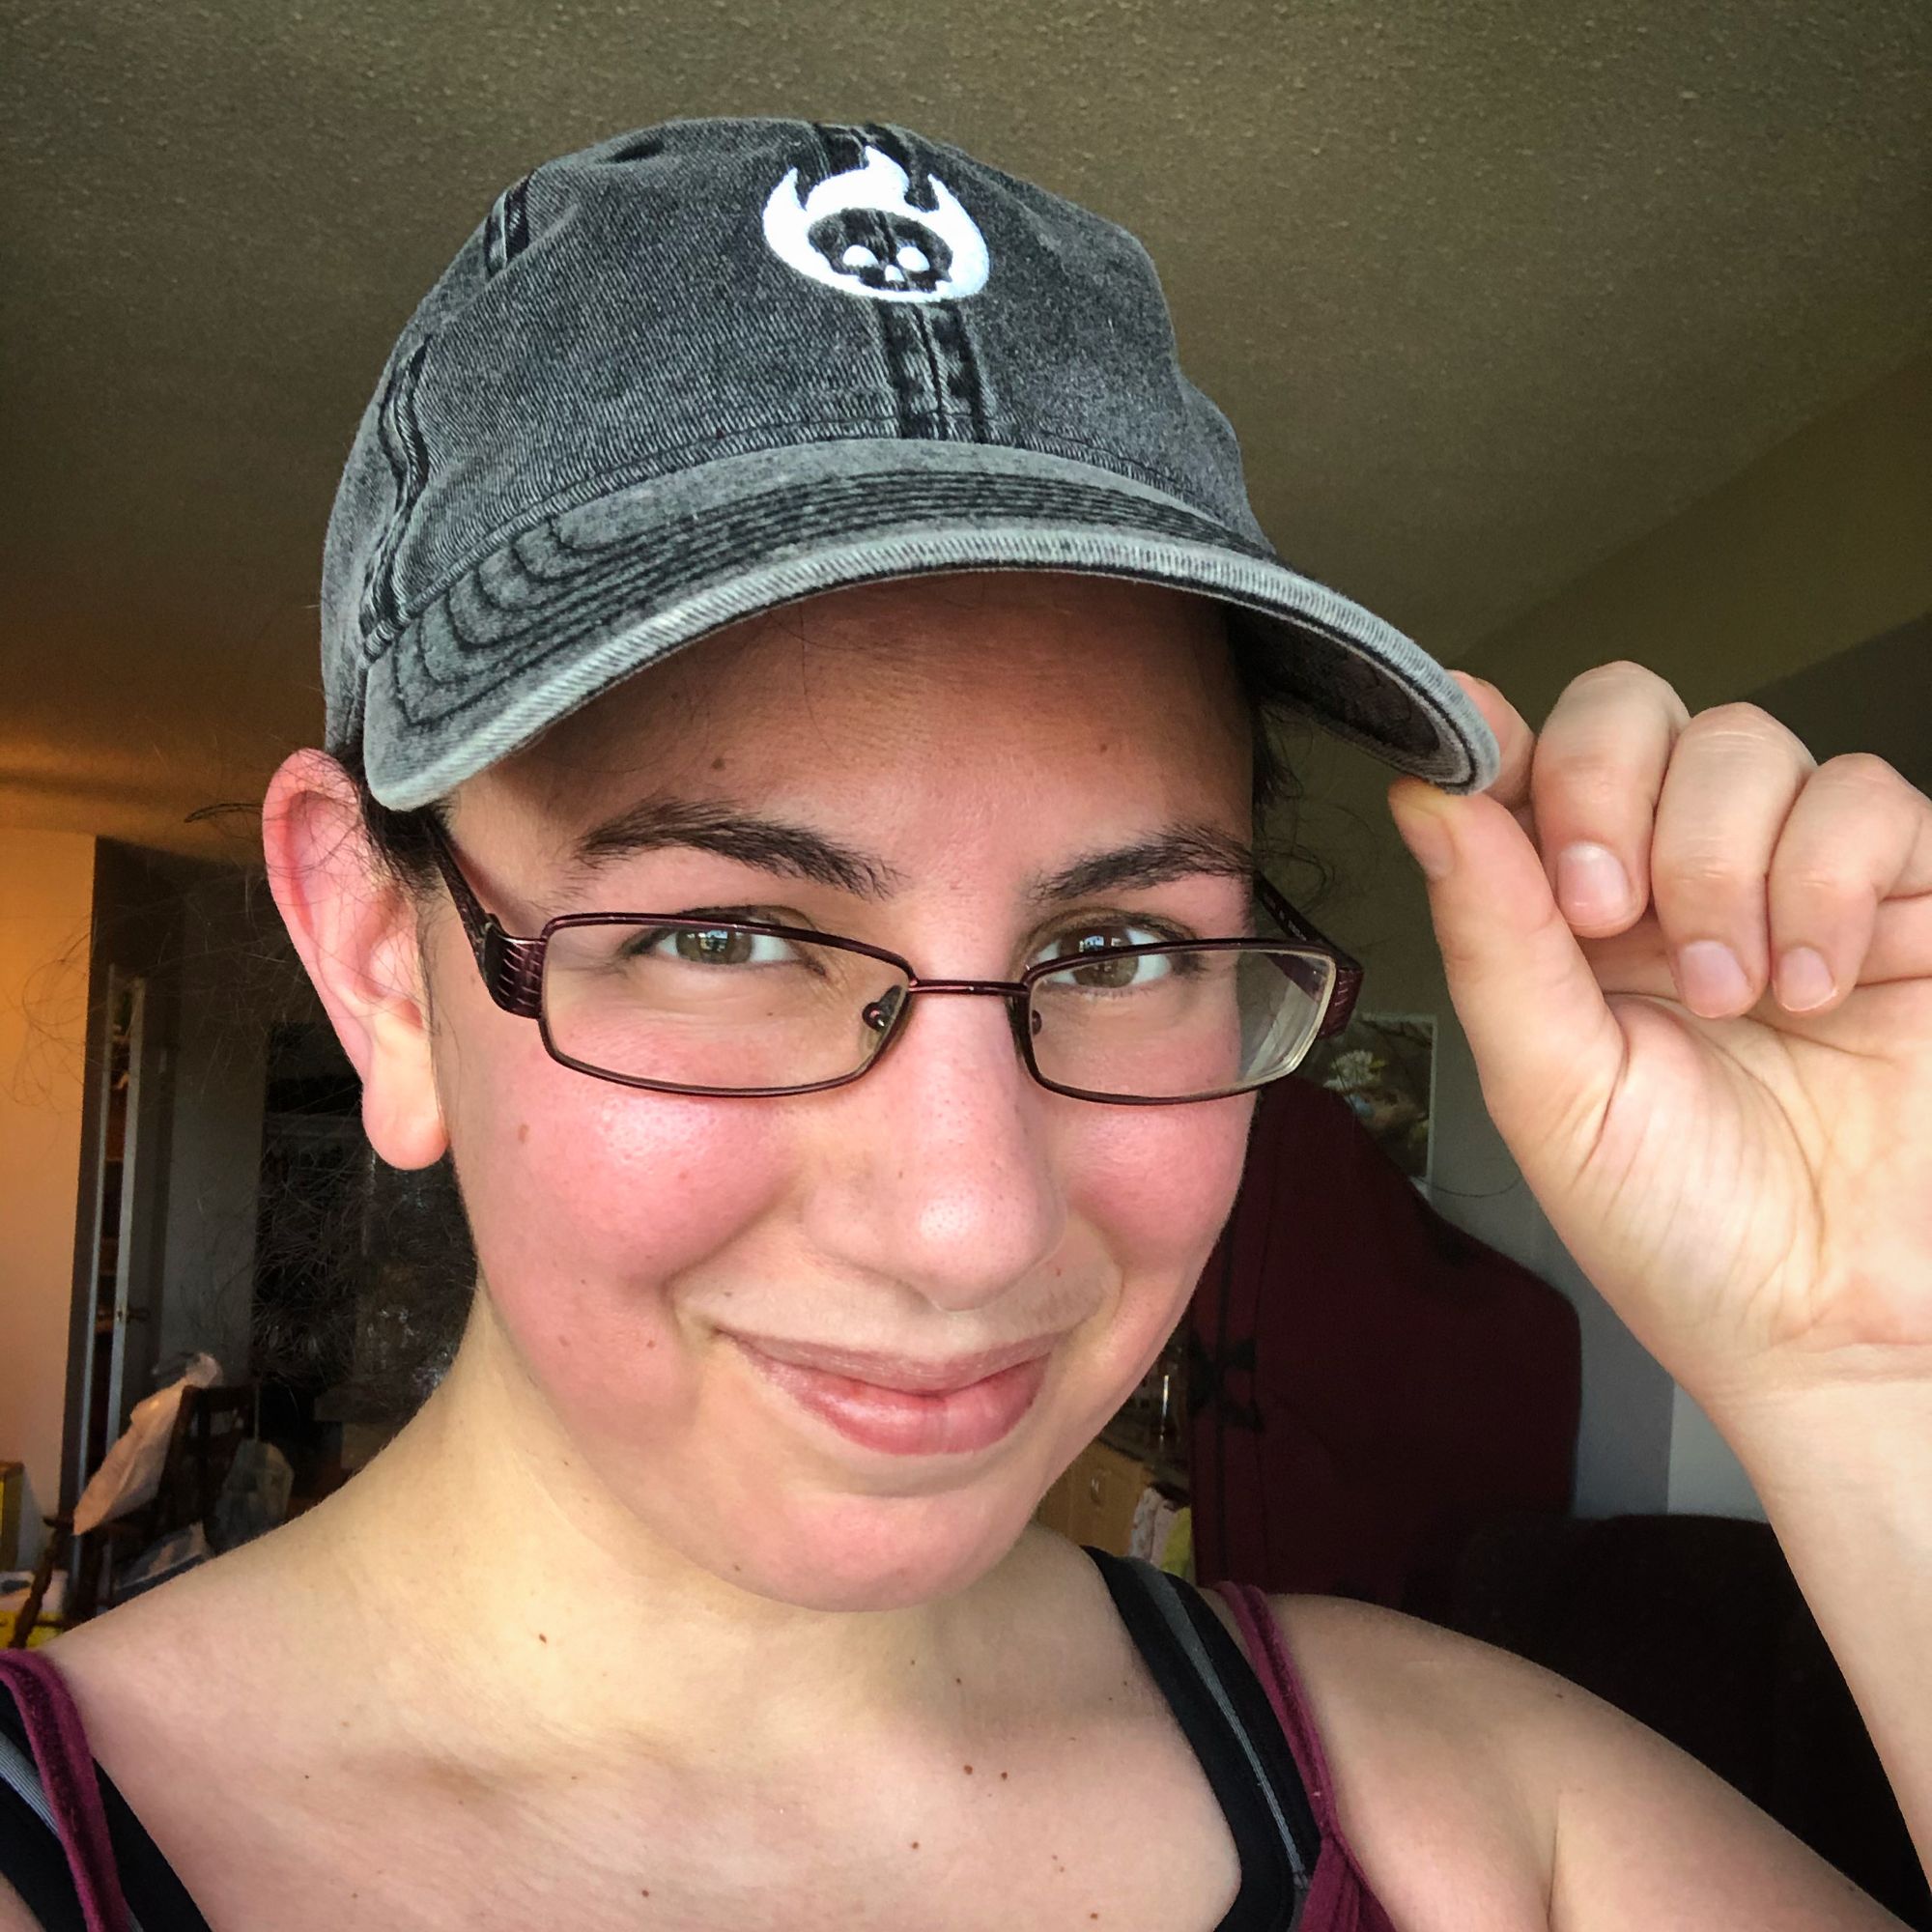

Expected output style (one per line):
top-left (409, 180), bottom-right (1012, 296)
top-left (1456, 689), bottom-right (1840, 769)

top-left (6, 1382), bottom-right (258, 1646)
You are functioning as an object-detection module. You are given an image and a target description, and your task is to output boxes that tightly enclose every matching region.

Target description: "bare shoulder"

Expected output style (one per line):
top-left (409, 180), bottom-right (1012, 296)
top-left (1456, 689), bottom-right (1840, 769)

top-left (29, 1525), bottom-right (327, 1814)
top-left (0, 1875), bottom-right (44, 1931)
top-left (1239, 1592), bottom-right (1906, 1932)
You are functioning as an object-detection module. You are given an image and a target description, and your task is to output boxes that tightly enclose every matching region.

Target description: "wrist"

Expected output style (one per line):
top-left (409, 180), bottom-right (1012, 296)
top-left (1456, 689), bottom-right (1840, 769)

top-left (1699, 1371), bottom-right (1932, 1513)
top-left (1686, 1337), bottom-right (1932, 1437)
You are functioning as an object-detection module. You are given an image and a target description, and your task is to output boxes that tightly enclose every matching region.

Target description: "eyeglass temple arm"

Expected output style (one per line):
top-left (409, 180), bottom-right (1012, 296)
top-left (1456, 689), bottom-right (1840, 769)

top-left (1255, 875), bottom-right (1364, 1039)
top-left (422, 816), bottom-right (546, 1017)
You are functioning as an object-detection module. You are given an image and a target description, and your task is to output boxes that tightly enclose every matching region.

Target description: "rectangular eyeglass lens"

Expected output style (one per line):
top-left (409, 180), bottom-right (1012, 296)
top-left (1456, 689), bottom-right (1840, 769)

top-left (542, 923), bottom-right (907, 1089)
top-left (1028, 946), bottom-right (1331, 1099)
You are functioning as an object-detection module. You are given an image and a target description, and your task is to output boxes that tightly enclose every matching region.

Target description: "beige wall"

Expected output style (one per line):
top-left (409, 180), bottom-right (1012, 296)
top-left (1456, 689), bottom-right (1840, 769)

top-left (1465, 353), bottom-right (1932, 719)
top-left (1278, 351), bottom-right (1931, 1518)
top-left (0, 830), bottom-right (96, 1564)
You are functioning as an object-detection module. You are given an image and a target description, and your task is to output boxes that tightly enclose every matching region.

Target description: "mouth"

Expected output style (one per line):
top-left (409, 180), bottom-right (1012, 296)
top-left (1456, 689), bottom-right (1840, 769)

top-left (727, 1331), bottom-right (1059, 1394)
top-left (725, 1332), bottom-right (1058, 1457)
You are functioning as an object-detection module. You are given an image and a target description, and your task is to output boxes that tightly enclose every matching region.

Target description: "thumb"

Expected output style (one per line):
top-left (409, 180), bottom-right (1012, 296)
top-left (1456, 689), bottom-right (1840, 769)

top-left (1387, 777), bottom-right (1626, 1151)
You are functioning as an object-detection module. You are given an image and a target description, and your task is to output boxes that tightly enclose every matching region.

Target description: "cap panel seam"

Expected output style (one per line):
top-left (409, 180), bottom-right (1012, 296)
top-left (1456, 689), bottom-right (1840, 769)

top-left (355, 336), bottom-right (435, 655)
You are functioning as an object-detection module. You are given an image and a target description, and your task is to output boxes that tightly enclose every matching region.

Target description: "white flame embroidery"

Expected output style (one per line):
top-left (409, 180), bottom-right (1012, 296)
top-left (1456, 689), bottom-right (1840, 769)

top-left (761, 144), bottom-right (990, 303)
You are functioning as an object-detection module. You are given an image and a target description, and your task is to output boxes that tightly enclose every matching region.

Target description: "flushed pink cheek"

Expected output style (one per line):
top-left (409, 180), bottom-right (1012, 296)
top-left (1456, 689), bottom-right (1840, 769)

top-left (455, 1070), bottom-right (791, 1427)
top-left (1078, 1100), bottom-right (1251, 1273)
top-left (1063, 1100), bottom-right (1252, 1384)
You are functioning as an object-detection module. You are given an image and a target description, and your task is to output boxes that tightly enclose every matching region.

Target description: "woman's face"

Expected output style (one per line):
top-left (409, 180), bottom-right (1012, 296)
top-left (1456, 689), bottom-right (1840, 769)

top-left (425, 573), bottom-right (1259, 1610)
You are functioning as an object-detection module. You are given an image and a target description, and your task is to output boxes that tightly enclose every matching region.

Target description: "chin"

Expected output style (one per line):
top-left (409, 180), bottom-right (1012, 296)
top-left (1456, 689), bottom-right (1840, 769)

top-left (703, 1473), bottom-right (1051, 1613)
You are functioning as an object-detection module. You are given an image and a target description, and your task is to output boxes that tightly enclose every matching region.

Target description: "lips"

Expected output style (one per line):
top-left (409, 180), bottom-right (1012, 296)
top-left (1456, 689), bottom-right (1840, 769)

top-left (725, 1330), bottom-right (1057, 1395)
top-left (727, 1332), bottom-right (1055, 1457)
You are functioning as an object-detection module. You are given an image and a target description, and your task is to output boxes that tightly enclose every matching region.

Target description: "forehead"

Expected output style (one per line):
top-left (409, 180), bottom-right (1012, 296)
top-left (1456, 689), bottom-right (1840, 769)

top-left (479, 573), bottom-right (1250, 834)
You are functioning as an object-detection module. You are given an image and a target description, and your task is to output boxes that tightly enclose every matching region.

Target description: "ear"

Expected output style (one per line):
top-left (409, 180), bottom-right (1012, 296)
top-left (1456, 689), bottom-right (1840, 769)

top-left (263, 749), bottom-right (450, 1170)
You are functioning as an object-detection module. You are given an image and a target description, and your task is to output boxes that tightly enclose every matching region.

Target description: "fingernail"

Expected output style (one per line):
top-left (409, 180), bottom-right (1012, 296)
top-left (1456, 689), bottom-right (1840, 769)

top-left (1555, 842), bottom-right (1632, 925)
top-left (1776, 946), bottom-right (1835, 1012)
top-left (1676, 940), bottom-right (1750, 1016)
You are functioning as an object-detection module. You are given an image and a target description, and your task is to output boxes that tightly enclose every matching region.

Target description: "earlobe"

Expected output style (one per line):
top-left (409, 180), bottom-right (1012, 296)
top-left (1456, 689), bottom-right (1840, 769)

top-left (263, 750), bottom-right (450, 1171)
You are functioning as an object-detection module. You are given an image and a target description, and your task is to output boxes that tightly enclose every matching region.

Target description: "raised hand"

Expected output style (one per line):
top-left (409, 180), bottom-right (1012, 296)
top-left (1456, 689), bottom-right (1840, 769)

top-left (1386, 661), bottom-right (1932, 1414)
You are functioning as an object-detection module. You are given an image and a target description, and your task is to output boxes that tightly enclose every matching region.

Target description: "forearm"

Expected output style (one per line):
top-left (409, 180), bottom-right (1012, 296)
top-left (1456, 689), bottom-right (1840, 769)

top-left (1715, 1378), bottom-right (1932, 1873)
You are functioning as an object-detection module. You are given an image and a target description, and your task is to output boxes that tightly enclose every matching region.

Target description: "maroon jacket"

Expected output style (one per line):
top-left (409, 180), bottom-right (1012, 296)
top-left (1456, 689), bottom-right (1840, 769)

top-left (1188, 1074), bottom-right (1581, 1614)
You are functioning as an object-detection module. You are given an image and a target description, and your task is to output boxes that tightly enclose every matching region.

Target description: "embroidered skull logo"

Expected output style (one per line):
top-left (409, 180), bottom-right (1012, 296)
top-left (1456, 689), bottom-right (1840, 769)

top-left (761, 145), bottom-right (990, 304)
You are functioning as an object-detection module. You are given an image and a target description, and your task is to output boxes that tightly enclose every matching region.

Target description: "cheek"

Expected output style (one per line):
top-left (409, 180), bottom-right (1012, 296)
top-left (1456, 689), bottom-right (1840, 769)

top-left (1073, 1097), bottom-right (1252, 1273)
top-left (445, 1037), bottom-right (790, 1414)
top-left (1059, 1096), bottom-right (1253, 1392)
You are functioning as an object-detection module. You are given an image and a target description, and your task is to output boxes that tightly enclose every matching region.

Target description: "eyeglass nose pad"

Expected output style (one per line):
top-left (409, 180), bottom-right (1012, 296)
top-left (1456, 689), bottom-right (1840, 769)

top-left (862, 986), bottom-right (907, 1035)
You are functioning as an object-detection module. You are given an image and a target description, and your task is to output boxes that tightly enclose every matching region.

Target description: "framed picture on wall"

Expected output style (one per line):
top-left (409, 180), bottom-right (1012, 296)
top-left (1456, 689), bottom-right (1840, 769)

top-left (1296, 1010), bottom-right (1437, 1198)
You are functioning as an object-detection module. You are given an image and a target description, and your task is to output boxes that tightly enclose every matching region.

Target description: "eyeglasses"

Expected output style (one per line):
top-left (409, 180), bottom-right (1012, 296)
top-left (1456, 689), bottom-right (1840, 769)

top-left (422, 818), bottom-right (1361, 1105)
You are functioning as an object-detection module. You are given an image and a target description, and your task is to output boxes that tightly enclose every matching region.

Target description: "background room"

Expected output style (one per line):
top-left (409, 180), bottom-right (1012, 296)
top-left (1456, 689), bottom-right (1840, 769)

top-left (2, 3), bottom-right (1926, 1920)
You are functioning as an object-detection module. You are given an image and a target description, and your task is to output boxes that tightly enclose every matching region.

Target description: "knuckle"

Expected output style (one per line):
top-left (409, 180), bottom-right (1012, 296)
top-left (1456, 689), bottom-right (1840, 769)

top-left (1818, 750), bottom-right (1901, 794)
top-left (1569, 658), bottom-right (1656, 689)
top-left (1778, 863), bottom-right (1861, 904)
top-left (1652, 850), bottom-right (1755, 900)
top-left (1530, 743), bottom-right (1629, 806)
top-left (1679, 700), bottom-right (1788, 748)
top-left (1564, 659), bottom-right (1689, 716)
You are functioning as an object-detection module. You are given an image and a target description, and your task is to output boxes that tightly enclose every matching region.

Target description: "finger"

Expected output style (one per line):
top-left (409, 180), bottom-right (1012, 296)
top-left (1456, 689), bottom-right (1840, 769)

top-left (1527, 662), bottom-right (1690, 939)
top-left (1447, 672), bottom-right (1540, 840)
top-left (1572, 895), bottom-right (1932, 1013)
top-left (1387, 777), bottom-right (1625, 1153)
top-left (1649, 702), bottom-right (1815, 1018)
top-left (1767, 753), bottom-right (1932, 1014)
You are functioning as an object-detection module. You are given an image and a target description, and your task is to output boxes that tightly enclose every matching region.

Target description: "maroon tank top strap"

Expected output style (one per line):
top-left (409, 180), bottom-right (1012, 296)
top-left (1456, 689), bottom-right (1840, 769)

top-left (1209, 1579), bottom-right (1403, 1932)
top-left (0, 1649), bottom-right (132, 1932)
top-left (1208, 1580), bottom-right (1342, 1830)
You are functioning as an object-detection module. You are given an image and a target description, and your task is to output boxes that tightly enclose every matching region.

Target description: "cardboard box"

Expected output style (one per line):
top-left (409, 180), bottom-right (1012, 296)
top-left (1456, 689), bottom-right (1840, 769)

top-left (1035, 1437), bottom-right (1153, 1556)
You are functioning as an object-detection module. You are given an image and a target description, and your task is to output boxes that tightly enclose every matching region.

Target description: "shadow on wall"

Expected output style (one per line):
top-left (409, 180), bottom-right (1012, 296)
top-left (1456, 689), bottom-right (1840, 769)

top-left (1745, 611), bottom-right (1932, 794)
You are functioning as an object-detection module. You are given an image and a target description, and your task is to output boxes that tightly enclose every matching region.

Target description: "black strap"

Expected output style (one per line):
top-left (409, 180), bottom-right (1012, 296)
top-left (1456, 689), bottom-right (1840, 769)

top-left (0, 1688), bottom-right (90, 1932)
top-left (0, 1676), bottom-right (211, 1932)
top-left (1085, 1546), bottom-right (1319, 1928)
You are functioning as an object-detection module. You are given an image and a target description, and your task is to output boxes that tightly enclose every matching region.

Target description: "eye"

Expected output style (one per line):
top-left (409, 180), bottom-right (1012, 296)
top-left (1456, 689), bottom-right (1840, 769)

top-left (1031, 921), bottom-right (1179, 987)
top-left (623, 919), bottom-right (806, 968)
top-left (673, 927), bottom-right (792, 966)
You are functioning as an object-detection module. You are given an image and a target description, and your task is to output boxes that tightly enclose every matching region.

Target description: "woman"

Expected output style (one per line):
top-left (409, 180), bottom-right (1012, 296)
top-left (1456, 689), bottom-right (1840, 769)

top-left (3, 118), bottom-right (1925, 1930)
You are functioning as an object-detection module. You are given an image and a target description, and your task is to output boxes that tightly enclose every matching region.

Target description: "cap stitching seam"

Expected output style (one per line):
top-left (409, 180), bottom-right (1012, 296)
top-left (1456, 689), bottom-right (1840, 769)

top-left (392, 524), bottom-right (1465, 776)
top-left (355, 414), bottom-right (1238, 660)
top-left (407, 501), bottom-right (1271, 690)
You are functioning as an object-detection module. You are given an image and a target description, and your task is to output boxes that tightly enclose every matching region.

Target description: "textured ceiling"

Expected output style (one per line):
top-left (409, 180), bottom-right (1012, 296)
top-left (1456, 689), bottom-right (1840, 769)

top-left (4, 0), bottom-right (1927, 855)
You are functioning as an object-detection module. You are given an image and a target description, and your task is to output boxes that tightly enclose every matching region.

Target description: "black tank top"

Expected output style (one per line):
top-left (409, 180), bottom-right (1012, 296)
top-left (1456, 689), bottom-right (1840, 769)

top-left (0, 1548), bottom-right (1329, 1930)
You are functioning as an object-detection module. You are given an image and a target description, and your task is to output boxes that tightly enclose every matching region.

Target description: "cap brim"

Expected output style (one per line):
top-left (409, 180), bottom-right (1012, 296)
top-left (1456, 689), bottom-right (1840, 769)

top-left (360, 439), bottom-right (1499, 810)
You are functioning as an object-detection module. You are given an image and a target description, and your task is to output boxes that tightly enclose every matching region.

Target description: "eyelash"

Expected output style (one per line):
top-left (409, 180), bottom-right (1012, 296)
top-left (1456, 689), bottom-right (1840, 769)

top-left (641, 905), bottom-right (1208, 955)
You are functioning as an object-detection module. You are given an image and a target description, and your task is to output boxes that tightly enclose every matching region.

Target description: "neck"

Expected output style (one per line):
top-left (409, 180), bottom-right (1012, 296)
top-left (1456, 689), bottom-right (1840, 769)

top-left (282, 1293), bottom-right (1039, 1782)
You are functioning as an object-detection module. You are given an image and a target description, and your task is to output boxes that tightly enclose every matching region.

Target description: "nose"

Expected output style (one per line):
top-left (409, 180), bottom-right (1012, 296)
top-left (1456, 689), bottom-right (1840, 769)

top-left (803, 985), bottom-right (1067, 1315)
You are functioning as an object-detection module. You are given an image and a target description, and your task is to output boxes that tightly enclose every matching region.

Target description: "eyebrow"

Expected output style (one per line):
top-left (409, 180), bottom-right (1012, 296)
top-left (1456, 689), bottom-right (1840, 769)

top-left (564, 799), bottom-right (1254, 905)
top-left (566, 799), bottom-right (907, 898)
top-left (1029, 826), bottom-right (1256, 905)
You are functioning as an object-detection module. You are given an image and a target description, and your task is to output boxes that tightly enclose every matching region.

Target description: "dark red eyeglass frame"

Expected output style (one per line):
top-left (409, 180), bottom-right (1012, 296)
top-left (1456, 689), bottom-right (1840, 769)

top-left (419, 816), bottom-right (1364, 1104)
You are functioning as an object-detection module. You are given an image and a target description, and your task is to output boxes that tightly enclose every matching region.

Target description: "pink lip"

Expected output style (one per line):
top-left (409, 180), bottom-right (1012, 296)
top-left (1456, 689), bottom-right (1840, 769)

top-left (725, 1331), bottom-right (1059, 1394)
top-left (730, 1335), bottom-right (1054, 1457)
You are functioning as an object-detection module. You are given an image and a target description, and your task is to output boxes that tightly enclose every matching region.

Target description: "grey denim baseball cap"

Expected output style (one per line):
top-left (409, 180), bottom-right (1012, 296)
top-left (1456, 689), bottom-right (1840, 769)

top-left (322, 116), bottom-right (1499, 810)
